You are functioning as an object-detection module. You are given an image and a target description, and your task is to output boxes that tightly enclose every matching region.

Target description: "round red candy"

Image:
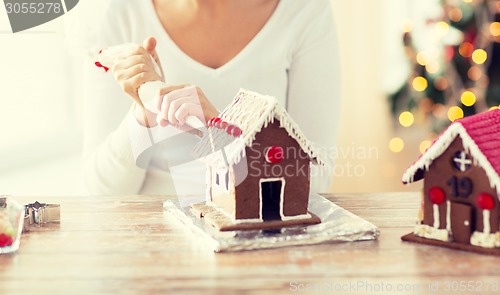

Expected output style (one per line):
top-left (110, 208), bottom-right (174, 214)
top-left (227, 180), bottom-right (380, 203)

top-left (0, 233), bottom-right (13, 247)
top-left (429, 187), bottom-right (445, 205)
top-left (266, 146), bottom-right (285, 164)
top-left (219, 121), bottom-right (228, 130)
top-left (226, 125), bottom-right (242, 137)
top-left (477, 193), bottom-right (495, 210)
top-left (212, 118), bottom-right (222, 128)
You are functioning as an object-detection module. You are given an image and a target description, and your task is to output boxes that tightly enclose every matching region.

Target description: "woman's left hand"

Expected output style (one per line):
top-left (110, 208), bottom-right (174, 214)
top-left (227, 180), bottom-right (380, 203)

top-left (155, 85), bottom-right (219, 127)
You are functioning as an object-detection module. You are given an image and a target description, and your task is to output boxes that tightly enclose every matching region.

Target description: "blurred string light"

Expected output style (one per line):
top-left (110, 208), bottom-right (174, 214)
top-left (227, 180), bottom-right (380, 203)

top-left (461, 91), bottom-right (476, 106)
top-left (448, 106), bottom-right (464, 122)
top-left (490, 22), bottom-right (500, 36)
top-left (472, 49), bottom-right (487, 64)
top-left (399, 111), bottom-right (415, 127)
top-left (389, 137), bottom-right (404, 153)
top-left (389, 0), bottom-right (500, 154)
top-left (467, 66), bottom-right (482, 80)
top-left (412, 77), bottom-right (428, 91)
top-left (435, 21), bottom-right (450, 37)
top-left (419, 140), bottom-right (432, 154)
top-left (459, 42), bottom-right (474, 57)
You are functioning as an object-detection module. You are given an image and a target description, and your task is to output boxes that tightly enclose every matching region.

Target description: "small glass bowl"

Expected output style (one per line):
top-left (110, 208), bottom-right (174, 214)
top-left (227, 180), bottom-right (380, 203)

top-left (0, 196), bottom-right (24, 254)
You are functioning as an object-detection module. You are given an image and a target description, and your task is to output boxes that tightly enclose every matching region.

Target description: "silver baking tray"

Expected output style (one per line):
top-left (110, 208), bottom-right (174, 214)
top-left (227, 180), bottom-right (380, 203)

top-left (163, 193), bottom-right (379, 252)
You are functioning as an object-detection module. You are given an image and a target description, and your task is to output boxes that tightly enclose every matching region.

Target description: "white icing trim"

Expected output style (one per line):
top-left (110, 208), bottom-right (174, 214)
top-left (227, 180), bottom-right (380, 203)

top-left (433, 204), bottom-right (440, 228)
top-left (470, 231), bottom-right (500, 248)
top-left (446, 201), bottom-right (451, 232)
top-left (281, 213), bottom-right (312, 221)
top-left (192, 89), bottom-right (324, 168)
top-left (483, 210), bottom-right (491, 235)
top-left (233, 218), bottom-right (263, 224)
top-left (206, 165), bottom-right (212, 203)
top-left (414, 224), bottom-right (450, 241)
top-left (401, 123), bottom-right (500, 197)
top-left (259, 177), bottom-right (285, 221)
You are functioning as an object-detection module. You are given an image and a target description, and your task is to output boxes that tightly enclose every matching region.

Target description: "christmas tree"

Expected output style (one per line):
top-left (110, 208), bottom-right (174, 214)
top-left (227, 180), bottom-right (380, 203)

top-left (390, 0), bottom-right (500, 153)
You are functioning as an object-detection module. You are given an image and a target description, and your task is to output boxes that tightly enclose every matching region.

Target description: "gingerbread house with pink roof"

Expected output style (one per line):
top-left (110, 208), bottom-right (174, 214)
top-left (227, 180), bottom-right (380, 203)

top-left (402, 109), bottom-right (500, 253)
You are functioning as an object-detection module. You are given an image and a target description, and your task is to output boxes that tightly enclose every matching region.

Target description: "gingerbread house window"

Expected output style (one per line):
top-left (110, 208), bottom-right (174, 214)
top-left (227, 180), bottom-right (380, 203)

top-left (452, 151), bottom-right (472, 172)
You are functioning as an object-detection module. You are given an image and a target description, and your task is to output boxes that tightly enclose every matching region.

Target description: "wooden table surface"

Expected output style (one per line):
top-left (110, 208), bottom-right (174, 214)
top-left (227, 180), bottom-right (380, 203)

top-left (1, 193), bottom-right (499, 295)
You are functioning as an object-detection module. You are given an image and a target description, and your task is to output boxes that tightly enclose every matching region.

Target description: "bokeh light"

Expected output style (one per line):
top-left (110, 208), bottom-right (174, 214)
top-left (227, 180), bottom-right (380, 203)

top-left (419, 140), bottom-right (432, 154)
top-left (490, 22), bottom-right (500, 37)
top-left (389, 137), bottom-right (405, 153)
top-left (434, 77), bottom-right (449, 91)
top-left (399, 111), bottom-right (415, 127)
top-left (468, 66), bottom-right (482, 81)
top-left (412, 77), bottom-right (428, 92)
top-left (459, 42), bottom-right (474, 57)
top-left (432, 103), bottom-right (447, 119)
top-left (402, 19), bottom-right (413, 33)
top-left (448, 106), bottom-right (464, 122)
top-left (426, 61), bottom-right (440, 74)
top-left (449, 7), bottom-right (463, 22)
top-left (472, 49), bottom-right (487, 64)
top-left (435, 21), bottom-right (449, 37)
top-left (461, 91), bottom-right (476, 106)
top-left (416, 52), bottom-right (427, 66)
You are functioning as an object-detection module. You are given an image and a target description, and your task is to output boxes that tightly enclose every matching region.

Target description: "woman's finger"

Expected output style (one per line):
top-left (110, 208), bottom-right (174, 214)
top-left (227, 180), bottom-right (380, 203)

top-left (174, 103), bottom-right (204, 125)
top-left (168, 96), bottom-right (197, 125)
top-left (156, 85), bottom-right (190, 112)
top-left (113, 55), bottom-right (149, 72)
top-left (115, 63), bottom-right (148, 82)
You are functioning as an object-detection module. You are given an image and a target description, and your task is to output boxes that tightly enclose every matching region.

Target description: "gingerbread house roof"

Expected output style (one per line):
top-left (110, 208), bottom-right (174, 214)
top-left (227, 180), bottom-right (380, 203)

top-left (402, 109), bottom-right (500, 195)
top-left (192, 89), bottom-right (323, 168)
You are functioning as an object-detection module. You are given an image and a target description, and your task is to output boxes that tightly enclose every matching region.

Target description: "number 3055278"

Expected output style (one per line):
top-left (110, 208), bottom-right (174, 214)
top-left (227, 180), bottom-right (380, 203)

top-left (5, 2), bottom-right (62, 14)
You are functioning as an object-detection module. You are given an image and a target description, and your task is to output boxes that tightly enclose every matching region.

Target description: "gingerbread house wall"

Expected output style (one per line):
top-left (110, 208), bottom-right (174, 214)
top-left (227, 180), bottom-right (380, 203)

top-left (234, 120), bottom-right (310, 220)
top-left (209, 165), bottom-right (236, 218)
top-left (423, 136), bottom-right (499, 237)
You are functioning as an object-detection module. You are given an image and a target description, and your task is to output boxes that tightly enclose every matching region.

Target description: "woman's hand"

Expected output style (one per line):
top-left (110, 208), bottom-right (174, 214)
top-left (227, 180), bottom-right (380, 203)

top-left (155, 85), bottom-right (219, 127)
top-left (112, 37), bottom-right (164, 103)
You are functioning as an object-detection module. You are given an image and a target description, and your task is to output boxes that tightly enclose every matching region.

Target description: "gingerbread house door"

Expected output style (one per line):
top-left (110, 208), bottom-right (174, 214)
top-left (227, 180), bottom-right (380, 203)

top-left (260, 178), bottom-right (284, 221)
top-left (450, 202), bottom-right (472, 244)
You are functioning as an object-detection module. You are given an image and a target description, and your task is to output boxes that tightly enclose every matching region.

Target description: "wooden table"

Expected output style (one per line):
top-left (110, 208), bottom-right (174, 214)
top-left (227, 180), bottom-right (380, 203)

top-left (1, 193), bottom-right (499, 295)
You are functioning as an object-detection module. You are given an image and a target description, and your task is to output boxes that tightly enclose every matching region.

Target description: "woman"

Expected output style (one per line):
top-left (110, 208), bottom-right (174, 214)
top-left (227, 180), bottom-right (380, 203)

top-left (82, 0), bottom-right (340, 196)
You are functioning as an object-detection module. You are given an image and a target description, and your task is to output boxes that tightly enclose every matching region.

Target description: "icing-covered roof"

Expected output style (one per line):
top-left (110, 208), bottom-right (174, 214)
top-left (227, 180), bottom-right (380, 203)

top-left (192, 89), bottom-right (322, 168)
top-left (402, 109), bottom-right (500, 195)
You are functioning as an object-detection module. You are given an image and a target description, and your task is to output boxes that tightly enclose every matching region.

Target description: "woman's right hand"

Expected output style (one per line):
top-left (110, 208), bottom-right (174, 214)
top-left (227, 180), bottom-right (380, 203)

top-left (112, 37), bottom-right (164, 104)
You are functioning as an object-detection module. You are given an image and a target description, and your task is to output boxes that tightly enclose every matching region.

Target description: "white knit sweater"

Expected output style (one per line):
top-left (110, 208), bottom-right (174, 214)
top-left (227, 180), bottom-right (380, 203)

top-left (81, 0), bottom-right (340, 196)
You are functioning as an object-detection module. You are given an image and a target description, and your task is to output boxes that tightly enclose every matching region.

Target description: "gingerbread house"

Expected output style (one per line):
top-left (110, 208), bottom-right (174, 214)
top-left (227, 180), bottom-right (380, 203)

top-left (191, 90), bottom-right (322, 231)
top-left (402, 109), bottom-right (500, 253)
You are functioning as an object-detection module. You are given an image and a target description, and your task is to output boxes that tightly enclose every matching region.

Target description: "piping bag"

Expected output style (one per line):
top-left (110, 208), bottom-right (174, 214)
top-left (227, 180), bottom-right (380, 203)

top-left (94, 43), bottom-right (205, 130)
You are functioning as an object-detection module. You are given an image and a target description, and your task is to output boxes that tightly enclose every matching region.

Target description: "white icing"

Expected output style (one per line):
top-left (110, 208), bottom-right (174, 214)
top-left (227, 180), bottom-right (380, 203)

top-left (433, 204), bottom-right (440, 228)
top-left (260, 177), bottom-right (286, 220)
top-left (470, 231), bottom-right (500, 248)
top-left (281, 213), bottom-right (312, 221)
top-left (205, 165), bottom-right (212, 202)
top-left (401, 123), bottom-right (500, 197)
top-left (414, 224), bottom-right (450, 241)
top-left (192, 89), bottom-right (324, 168)
top-left (233, 218), bottom-right (264, 224)
top-left (483, 210), bottom-right (491, 235)
top-left (446, 201), bottom-right (451, 232)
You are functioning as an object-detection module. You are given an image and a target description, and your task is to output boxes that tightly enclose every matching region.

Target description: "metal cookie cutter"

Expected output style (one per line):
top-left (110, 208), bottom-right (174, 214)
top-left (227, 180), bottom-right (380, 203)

top-left (23, 201), bottom-right (60, 232)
